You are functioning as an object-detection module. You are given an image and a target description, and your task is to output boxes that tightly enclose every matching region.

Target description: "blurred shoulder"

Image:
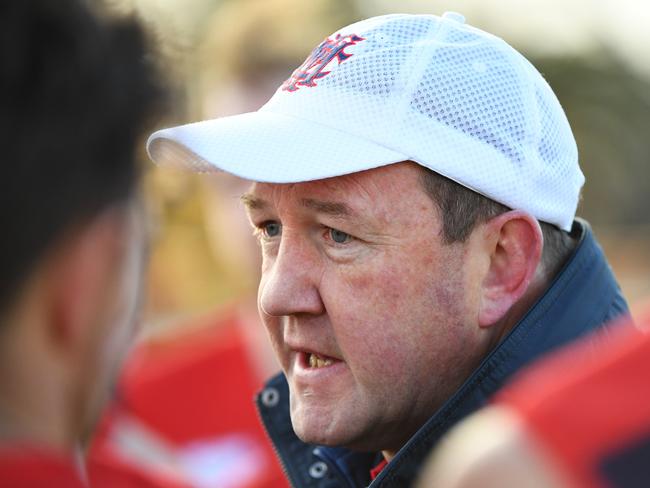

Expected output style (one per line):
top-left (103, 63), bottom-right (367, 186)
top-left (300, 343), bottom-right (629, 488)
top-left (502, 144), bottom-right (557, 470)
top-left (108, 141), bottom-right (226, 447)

top-left (416, 405), bottom-right (570, 488)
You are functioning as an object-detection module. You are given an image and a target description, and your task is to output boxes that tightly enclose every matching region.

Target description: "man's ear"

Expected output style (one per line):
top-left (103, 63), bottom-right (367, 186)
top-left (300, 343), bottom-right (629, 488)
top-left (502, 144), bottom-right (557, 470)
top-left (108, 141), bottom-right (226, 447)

top-left (44, 211), bottom-right (124, 356)
top-left (478, 211), bottom-right (543, 328)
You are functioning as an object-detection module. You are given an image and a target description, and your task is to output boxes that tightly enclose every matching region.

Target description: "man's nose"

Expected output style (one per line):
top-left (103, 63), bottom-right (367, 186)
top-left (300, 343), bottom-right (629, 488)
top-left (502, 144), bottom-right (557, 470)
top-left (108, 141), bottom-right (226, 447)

top-left (259, 238), bottom-right (325, 318)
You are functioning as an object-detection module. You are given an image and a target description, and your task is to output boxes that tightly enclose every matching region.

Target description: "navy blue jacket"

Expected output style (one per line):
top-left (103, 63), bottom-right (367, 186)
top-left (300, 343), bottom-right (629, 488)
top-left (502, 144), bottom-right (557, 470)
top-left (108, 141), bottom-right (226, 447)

top-left (256, 220), bottom-right (629, 488)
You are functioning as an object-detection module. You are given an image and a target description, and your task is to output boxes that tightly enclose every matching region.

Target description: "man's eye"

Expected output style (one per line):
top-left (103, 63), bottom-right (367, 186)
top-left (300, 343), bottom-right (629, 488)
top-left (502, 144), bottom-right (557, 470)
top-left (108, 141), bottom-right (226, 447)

top-left (262, 221), bottom-right (281, 238)
top-left (329, 228), bottom-right (351, 244)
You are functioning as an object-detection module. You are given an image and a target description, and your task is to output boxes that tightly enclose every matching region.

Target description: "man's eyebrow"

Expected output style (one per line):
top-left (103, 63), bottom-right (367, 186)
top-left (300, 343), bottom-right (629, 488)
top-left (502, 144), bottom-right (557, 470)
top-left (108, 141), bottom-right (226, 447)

top-left (301, 198), bottom-right (354, 217)
top-left (239, 194), bottom-right (355, 217)
top-left (240, 193), bottom-right (267, 210)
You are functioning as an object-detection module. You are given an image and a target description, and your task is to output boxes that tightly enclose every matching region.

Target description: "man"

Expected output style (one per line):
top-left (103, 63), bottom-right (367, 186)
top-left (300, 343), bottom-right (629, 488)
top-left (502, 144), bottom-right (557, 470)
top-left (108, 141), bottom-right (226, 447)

top-left (418, 304), bottom-right (650, 488)
top-left (146, 12), bottom-right (628, 487)
top-left (0, 0), bottom-right (170, 486)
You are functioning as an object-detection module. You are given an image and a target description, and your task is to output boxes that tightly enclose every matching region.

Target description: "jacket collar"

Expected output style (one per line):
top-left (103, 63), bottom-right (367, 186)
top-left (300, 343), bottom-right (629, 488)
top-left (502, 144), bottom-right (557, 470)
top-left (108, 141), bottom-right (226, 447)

top-left (257, 220), bottom-right (628, 487)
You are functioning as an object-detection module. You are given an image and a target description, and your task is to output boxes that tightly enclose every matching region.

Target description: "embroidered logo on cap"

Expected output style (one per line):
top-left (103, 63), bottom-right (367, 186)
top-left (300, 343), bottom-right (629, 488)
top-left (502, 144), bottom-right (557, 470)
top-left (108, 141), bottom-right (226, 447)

top-left (282, 33), bottom-right (365, 92)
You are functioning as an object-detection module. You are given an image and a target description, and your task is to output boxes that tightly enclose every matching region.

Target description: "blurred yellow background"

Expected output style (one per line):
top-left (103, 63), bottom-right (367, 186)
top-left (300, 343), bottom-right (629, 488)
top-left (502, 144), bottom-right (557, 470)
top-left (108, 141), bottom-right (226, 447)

top-left (107, 0), bottom-right (650, 325)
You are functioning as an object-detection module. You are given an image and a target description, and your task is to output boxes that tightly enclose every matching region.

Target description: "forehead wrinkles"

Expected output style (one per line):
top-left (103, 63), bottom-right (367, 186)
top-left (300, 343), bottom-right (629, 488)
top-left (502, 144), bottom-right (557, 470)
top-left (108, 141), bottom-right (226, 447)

top-left (303, 176), bottom-right (393, 225)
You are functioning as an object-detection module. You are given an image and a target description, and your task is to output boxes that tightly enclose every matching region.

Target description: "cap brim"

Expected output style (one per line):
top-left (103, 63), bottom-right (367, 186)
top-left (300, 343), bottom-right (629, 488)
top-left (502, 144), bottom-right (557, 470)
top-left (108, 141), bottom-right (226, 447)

top-left (146, 111), bottom-right (408, 183)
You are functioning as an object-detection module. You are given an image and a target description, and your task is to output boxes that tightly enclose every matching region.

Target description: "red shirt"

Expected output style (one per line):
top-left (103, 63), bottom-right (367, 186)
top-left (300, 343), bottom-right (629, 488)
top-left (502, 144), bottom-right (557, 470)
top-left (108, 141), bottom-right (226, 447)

top-left (0, 447), bottom-right (84, 488)
top-left (0, 446), bottom-right (186, 488)
top-left (370, 458), bottom-right (388, 480)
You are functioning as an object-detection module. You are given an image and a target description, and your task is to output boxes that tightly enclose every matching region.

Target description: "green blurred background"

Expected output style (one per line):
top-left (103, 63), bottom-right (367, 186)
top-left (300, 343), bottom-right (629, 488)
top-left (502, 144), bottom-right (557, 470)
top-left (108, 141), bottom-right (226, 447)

top-left (107, 0), bottom-right (650, 325)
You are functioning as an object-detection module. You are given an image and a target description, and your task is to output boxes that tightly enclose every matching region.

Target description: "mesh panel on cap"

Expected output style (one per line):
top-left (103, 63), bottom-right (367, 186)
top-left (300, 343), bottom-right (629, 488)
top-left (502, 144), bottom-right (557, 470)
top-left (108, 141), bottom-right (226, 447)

top-left (261, 13), bottom-right (583, 229)
top-left (411, 42), bottom-right (532, 168)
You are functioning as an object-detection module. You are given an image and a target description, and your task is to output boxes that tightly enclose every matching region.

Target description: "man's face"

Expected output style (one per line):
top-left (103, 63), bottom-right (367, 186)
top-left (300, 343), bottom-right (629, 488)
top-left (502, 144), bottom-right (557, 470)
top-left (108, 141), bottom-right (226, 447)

top-left (244, 162), bottom-right (491, 454)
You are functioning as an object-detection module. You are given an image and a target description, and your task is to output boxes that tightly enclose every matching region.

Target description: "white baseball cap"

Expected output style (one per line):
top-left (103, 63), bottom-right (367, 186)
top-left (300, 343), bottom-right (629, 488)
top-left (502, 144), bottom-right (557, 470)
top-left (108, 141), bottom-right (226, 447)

top-left (147, 12), bottom-right (584, 230)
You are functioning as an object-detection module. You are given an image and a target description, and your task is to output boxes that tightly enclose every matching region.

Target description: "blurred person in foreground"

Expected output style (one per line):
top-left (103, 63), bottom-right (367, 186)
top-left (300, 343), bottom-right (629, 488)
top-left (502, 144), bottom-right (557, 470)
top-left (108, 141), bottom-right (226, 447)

top-left (418, 302), bottom-right (650, 488)
top-left (89, 175), bottom-right (288, 488)
top-left (0, 0), bottom-right (172, 486)
top-left (146, 12), bottom-right (629, 487)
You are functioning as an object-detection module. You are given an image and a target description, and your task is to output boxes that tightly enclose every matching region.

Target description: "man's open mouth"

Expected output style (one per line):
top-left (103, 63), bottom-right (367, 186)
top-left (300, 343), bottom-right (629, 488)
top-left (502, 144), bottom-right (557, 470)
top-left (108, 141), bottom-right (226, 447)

top-left (308, 353), bottom-right (334, 368)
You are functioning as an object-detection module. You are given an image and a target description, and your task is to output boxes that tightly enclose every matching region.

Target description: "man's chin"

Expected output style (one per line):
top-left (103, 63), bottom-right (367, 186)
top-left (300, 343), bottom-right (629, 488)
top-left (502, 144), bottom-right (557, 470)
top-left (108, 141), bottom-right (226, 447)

top-left (288, 385), bottom-right (383, 449)
top-left (291, 409), bottom-right (346, 446)
top-left (290, 407), bottom-right (370, 450)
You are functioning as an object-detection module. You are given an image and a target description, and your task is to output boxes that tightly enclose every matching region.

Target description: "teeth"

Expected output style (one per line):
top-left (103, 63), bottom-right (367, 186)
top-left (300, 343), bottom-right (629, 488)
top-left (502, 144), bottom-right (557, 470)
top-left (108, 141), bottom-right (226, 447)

top-left (308, 353), bottom-right (333, 368)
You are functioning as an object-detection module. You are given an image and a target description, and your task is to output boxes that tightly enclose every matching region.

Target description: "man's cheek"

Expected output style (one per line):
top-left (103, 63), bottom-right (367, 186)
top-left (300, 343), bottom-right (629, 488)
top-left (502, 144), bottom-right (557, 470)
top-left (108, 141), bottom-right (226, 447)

top-left (334, 258), bottom-right (406, 296)
top-left (337, 267), bottom-right (422, 369)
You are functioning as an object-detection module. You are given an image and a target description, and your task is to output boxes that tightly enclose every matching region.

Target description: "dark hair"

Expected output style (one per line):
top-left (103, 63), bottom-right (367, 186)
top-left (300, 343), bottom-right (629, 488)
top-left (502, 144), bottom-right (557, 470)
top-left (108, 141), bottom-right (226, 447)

top-left (418, 166), bottom-right (576, 277)
top-left (0, 0), bottom-right (165, 313)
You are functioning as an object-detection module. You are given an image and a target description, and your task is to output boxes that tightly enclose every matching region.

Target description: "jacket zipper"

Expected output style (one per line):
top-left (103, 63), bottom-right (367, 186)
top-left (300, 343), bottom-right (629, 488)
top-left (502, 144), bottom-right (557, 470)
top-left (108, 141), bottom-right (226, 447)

top-left (254, 398), bottom-right (298, 488)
